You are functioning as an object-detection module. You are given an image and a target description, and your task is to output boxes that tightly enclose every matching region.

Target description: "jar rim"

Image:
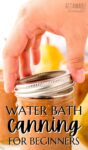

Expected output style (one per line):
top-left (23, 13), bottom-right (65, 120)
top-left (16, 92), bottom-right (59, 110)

top-left (15, 70), bottom-right (74, 98)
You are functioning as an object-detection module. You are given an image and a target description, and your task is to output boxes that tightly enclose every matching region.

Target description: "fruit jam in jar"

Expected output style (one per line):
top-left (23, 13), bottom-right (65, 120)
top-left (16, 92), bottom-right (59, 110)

top-left (15, 71), bottom-right (75, 150)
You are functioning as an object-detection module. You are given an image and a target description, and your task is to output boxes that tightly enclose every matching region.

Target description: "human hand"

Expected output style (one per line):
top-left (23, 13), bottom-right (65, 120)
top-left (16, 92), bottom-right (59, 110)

top-left (3, 0), bottom-right (88, 92)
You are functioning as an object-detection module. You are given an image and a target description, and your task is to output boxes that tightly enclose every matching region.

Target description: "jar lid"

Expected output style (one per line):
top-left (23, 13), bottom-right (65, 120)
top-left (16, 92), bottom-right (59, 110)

top-left (15, 70), bottom-right (74, 98)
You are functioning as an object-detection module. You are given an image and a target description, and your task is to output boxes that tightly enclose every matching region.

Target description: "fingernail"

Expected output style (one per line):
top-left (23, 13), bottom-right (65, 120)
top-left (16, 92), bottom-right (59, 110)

top-left (76, 69), bottom-right (85, 83)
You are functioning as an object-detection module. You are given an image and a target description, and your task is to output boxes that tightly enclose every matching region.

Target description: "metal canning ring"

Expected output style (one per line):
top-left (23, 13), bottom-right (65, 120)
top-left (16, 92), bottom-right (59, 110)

top-left (15, 70), bottom-right (74, 98)
top-left (16, 70), bottom-right (66, 84)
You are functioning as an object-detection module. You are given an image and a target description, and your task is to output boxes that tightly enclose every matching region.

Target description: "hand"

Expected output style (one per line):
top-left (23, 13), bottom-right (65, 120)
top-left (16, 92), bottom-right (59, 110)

top-left (3, 0), bottom-right (88, 92)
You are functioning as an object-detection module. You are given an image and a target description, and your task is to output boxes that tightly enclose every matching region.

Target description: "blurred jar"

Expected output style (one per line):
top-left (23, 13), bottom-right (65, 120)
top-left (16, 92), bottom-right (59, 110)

top-left (0, 69), bottom-right (19, 144)
top-left (75, 62), bottom-right (88, 107)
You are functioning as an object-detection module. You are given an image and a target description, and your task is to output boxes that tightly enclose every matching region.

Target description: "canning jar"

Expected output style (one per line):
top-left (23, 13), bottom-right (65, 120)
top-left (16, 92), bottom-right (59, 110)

top-left (15, 71), bottom-right (75, 150)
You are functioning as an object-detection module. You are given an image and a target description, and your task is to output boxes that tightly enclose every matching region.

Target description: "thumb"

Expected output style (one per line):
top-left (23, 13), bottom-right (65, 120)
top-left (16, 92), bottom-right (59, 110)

top-left (66, 34), bottom-right (87, 83)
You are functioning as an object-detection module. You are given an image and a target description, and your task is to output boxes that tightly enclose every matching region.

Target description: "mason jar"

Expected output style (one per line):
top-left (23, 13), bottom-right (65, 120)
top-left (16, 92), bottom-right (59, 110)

top-left (15, 71), bottom-right (75, 150)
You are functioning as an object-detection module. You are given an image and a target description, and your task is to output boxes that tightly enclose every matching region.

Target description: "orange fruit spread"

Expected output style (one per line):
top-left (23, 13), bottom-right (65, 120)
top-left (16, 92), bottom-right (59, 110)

top-left (16, 95), bottom-right (74, 150)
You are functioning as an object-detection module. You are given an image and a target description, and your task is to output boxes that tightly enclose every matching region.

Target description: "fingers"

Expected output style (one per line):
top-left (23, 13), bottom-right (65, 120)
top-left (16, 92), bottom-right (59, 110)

top-left (66, 33), bottom-right (87, 83)
top-left (19, 41), bottom-right (32, 78)
top-left (3, 22), bottom-right (28, 92)
top-left (31, 34), bottom-right (43, 65)
top-left (3, 57), bottom-right (19, 93)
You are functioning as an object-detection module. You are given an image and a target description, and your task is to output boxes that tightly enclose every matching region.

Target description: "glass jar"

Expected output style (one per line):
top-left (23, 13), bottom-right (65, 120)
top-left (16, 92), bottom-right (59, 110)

top-left (15, 71), bottom-right (75, 150)
top-left (0, 69), bottom-right (18, 144)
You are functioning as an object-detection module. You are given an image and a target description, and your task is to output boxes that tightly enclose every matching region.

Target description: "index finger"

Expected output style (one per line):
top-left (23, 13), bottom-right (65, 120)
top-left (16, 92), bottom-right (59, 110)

top-left (3, 22), bottom-right (28, 93)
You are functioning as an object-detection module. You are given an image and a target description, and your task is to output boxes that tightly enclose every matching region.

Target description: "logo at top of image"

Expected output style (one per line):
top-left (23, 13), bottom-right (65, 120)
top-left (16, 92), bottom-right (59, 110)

top-left (65, 1), bottom-right (87, 12)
